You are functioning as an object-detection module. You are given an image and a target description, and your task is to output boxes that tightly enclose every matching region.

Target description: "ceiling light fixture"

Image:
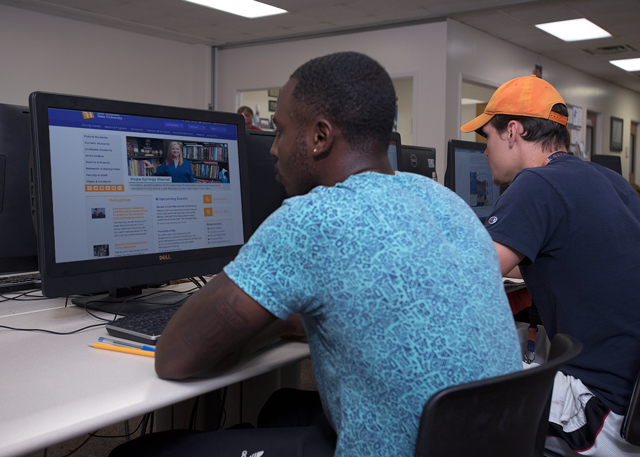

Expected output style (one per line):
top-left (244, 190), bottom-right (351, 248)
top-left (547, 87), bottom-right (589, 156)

top-left (535, 18), bottom-right (611, 42)
top-left (183, 0), bottom-right (287, 18)
top-left (610, 58), bottom-right (640, 72)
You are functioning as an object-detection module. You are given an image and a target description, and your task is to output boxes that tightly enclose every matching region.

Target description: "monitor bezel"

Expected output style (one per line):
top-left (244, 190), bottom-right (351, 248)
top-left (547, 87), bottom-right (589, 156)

top-left (29, 92), bottom-right (252, 298)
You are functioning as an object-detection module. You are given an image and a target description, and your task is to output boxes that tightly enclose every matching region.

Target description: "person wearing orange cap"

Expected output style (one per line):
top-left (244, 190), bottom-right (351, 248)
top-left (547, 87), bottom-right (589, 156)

top-left (462, 75), bottom-right (640, 456)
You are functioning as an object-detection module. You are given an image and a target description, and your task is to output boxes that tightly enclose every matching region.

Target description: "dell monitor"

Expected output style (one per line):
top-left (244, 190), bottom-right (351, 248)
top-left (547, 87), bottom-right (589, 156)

top-left (444, 139), bottom-right (503, 223)
top-left (0, 103), bottom-right (39, 275)
top-left (398, 144), bottom-right (437, 180)
top-left (591, 154), bottom-right (622, 175)
top-left (245, 130), bottom-right (287, 234)
top-left (29, 92), bottom-right (251, 312)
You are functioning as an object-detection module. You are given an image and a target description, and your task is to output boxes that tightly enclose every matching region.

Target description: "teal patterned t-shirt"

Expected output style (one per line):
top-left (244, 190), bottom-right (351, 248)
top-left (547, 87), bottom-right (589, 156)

top-left (224, 171), bottom-right (521, 456)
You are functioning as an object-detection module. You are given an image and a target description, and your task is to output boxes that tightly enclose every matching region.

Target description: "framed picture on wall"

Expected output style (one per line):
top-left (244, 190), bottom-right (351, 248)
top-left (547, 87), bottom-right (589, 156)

top-left (268, 100), bottom-right (277, 112)
top-left (268, 89), bottom-right (280, 98)
top-left (610, 116), bottom-right (623, 151)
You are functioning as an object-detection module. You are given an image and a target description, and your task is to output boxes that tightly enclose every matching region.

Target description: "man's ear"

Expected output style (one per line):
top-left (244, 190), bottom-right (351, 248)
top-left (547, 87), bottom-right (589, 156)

top-left (311, 119), bottom-right (333, 157)
top-left (507, 120), bottom-right (521, 148)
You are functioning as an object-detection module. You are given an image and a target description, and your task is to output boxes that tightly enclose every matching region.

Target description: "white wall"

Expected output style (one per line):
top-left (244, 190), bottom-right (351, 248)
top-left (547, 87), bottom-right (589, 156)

top-left (446, 19), bottom-right (640, 181)
top-left (0, 4), bottom-right (211, 109)
top-left (215, 21), bottom-right (448, 154)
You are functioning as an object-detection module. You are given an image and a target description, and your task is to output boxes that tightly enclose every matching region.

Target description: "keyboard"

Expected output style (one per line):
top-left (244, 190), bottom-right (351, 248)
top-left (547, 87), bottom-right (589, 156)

top-left (105, 305), bottom-right (181, 345)
top-left (0, 272), bottom-right (41, 293)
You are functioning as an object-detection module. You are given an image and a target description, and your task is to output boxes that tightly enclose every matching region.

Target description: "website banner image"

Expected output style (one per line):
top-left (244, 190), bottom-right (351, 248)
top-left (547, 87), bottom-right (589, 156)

top-left (47, 108), bottom-right (244, 264)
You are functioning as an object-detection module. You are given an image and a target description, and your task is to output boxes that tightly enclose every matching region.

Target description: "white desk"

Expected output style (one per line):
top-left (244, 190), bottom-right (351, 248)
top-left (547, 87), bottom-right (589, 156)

top-left (0, 291), bottom-right (310, 457)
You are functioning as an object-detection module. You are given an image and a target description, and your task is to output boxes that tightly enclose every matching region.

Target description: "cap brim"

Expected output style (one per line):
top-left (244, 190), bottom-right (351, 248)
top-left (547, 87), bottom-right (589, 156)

top-left (460, 113), bottom-right (493, 133)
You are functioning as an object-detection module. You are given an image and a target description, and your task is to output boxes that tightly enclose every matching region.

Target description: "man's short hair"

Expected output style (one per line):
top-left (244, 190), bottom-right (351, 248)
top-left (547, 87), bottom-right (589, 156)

top-left (237, 106), bottom-right (253, 116)
top-left (489, 104), bottom-right (571, 153)
top-left (290, 52), bottom-right (396, 153)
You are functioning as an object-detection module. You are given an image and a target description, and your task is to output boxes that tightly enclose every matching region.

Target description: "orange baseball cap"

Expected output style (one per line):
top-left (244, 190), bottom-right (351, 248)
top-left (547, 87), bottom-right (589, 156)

top-left (461, 75), bottom-right (568, 133)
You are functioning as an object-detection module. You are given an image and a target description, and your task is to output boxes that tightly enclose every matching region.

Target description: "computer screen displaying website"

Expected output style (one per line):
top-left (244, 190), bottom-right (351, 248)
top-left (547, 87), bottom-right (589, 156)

top-left (46, 108), bottom-right (245, 264)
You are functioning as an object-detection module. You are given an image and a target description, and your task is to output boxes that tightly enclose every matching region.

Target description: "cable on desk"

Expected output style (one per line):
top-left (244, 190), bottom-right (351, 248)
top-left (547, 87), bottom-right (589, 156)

top-left (0, 322), bottom-right (105, 335)
top-left (0, 290), bottom-right (48, 302)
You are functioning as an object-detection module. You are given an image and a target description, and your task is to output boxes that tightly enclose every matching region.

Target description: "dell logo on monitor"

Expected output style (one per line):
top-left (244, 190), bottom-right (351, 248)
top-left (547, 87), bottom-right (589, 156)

top-left (159, 255), bottom-right (171, 261)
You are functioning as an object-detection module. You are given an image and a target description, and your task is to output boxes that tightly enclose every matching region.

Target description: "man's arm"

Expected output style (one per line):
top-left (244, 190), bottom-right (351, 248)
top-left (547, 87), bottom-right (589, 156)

top-left (155, 272), bottom-right (298, 380)
top-left (494, 241), bottom-right (525, 278)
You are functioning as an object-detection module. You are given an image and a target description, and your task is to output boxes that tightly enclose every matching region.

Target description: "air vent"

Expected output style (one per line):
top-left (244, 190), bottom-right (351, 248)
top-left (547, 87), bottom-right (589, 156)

top-left (585, 44), bottom-right (637, 55)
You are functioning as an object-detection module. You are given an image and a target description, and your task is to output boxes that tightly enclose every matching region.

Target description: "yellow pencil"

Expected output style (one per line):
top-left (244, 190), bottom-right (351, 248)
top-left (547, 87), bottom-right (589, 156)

top-left (91, 342), bottom-right (155, 358)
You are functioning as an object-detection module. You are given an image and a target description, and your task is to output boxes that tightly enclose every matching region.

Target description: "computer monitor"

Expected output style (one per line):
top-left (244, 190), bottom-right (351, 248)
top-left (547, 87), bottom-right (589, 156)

top-left (591, 154), bottom-right (622, 175)
top-left (0, 103), bottom-right (39, 274)
top-left (398, 144), bottom-right (437, 180)
top-left (29, 92), bottom-right (251, 312)
top-left (245, 130), bottom-right (287, 234)
top-left (444, 139), bottom-right (503, 223)
top-left (388, 131), bottom-right (401, 171)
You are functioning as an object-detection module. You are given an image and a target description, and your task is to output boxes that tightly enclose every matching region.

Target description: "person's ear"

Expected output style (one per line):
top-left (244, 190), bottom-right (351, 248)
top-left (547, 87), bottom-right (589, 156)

top-left (507, 120), bottom-right (520, 148)
top-left (311, 119), bottom-right (333, 157)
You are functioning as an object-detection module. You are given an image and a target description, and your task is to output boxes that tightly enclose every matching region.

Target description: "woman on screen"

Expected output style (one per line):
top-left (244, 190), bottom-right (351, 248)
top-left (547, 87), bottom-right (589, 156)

top-left (144, 141), bottom-right (194, 183)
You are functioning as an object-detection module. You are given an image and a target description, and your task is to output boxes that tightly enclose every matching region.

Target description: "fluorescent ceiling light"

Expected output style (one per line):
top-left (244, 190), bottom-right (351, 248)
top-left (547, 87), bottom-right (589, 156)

top-left (183, 0), bottom-right (287, 18)
top-left (610, 58), bottom-right (640, 72)
top-left (535, 18), bottom-right (611, 42)
top-left (461, 98), bottom-right (486, 105)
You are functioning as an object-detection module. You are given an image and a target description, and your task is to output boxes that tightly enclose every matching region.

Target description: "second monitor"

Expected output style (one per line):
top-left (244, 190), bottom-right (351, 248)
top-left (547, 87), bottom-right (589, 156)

top-left (444, 139), bottom-right (503, 223)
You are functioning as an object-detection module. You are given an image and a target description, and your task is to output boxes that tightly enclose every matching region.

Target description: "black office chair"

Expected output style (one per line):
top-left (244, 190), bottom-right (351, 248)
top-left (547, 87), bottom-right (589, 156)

top-left (414, 333), bottom-right (582, 457)
top-left (621, 367), bottom-right (640, 446)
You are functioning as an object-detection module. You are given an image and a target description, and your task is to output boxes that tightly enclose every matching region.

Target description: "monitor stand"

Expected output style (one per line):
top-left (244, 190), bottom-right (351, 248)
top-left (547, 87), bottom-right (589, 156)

top-left (71, 287), bottom-right (190, 316)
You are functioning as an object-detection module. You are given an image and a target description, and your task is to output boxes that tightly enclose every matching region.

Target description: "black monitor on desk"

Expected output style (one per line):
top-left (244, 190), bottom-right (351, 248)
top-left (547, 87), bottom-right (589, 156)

top-left (0, 103), bottom-right (39, 275)
top-left (398, 144), bottom-right (437, 180)
top-left (444, 139), bottom-right (504, 223)
top-left (591, 154), bottom-right (622, 175)
top-left (29, 92), bottom-right (252, 313)
top-left (245, 130), bottom-right (287, 235)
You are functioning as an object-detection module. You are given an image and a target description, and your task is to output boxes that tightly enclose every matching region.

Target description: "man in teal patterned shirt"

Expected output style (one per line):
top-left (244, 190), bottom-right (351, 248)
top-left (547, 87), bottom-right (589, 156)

top-left (143, 52), bottom-right (521, 457)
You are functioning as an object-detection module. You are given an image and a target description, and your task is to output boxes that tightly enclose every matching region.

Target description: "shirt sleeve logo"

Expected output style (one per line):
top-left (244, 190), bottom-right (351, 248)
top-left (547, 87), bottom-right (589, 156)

top-left (488, 216), bottom-right (498, 224)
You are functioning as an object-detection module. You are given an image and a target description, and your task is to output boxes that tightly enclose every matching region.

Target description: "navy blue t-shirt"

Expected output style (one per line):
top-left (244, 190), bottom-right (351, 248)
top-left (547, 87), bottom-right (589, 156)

top-left (485, 154), bottom-right (640, 414)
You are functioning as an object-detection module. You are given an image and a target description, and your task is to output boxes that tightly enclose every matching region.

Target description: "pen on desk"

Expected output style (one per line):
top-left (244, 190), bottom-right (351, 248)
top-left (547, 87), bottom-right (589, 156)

top-left (91, 342), bottom-right (155, 358)
top-left (98, 336), bottom-right (155, 352)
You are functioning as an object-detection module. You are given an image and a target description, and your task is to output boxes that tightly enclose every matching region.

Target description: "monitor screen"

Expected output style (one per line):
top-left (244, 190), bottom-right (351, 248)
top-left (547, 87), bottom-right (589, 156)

top-left (29, 92), bottom-right (251, 308)
top-left (387, 131), bottom-right (400, 171)
top-left (444, 139), bottom-right (503, 223)
top-left (591, 154), bottom-right (622, 175)
top-left (0, 103), bottom-right (39, 274)
top-left (398, 144), bottom-right (437, 180)
top-left (245, 130), bottom-right (287, 234)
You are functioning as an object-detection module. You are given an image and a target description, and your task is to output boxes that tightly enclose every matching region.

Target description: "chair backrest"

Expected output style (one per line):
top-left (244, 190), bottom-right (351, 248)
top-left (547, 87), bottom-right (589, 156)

top-left (414, 333), bottom-right (583, 457)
